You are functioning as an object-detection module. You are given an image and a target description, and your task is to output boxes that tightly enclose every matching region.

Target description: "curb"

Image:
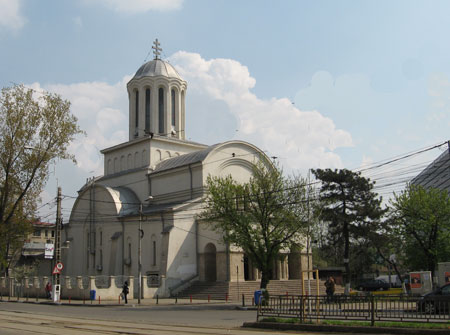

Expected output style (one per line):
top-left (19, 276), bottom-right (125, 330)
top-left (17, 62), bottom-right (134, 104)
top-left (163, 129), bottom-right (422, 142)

top-left (242, 322), bottom-right (450, 334)
top-left (0, 298), bottom-right (243, 309)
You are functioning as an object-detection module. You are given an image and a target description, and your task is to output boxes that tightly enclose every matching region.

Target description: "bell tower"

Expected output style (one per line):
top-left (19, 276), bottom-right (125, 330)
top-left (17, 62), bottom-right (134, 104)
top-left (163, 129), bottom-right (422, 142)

top-left (127, 39), bottom-right (187, 141)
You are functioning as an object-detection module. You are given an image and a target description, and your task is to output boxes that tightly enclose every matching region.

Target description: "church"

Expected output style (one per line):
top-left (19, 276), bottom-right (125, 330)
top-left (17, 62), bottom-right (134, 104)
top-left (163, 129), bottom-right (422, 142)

top-left (64, 40), bottom-right (311, 297)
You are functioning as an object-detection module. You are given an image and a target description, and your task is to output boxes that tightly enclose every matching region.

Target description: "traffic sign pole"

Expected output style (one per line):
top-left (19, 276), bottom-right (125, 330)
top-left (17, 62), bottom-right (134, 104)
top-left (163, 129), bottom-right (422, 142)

top-left (53, 187), bottom-right (62, 303)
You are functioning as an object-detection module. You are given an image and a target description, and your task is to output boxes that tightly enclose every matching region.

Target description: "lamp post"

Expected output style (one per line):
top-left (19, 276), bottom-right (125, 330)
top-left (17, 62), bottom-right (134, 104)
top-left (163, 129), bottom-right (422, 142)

top-left (138, 203), bottom-right (143, 304)
top-left (137, 196), bottom-right (152, 304)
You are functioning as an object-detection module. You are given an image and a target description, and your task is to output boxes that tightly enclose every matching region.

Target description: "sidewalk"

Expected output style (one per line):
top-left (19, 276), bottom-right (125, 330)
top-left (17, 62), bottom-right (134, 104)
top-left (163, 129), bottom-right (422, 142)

top-left (0, 295), bottom-right (245, 308)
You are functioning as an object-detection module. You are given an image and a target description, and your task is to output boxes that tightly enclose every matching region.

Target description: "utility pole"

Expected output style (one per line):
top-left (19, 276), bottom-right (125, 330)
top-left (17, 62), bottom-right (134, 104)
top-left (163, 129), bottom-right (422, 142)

top-left (138, 203), bottom-right (143, 304)
top-left (306, 170), bottom-right (312, 311)
top-left (53, 186), bottom-right (62, 302)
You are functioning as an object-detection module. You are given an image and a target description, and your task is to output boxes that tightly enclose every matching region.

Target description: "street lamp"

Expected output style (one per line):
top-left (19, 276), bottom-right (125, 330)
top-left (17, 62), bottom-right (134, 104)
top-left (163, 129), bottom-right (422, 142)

top-left (138, 196), bottom-right (152, 304)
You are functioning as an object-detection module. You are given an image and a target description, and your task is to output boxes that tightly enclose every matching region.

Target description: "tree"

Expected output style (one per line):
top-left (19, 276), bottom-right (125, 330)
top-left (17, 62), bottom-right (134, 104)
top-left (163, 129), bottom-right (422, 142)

top-left (389, 185), bottom-right (450, 275)
top-left (312, 168), bottom-right (385, 293)
top-left (0, 85), bottom-right (83, 275)
top-left (201, 162), bottom-right (309, 289)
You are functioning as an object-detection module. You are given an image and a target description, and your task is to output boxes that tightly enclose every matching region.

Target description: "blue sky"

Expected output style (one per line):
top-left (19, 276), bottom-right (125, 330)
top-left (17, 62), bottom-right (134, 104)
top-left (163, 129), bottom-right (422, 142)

top-left (1, 0), bottom-right (450, 220)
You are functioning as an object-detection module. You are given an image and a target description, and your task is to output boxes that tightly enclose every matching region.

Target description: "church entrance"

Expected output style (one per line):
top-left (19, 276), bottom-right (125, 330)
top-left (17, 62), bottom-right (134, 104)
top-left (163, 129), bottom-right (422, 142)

top-left (204, 243), bottom-right (217, 282)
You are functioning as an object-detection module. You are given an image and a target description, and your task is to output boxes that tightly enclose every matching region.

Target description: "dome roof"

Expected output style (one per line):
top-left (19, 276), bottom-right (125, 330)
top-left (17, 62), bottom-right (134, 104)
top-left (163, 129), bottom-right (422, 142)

top-left (133, 59), bottom-right (183, 80)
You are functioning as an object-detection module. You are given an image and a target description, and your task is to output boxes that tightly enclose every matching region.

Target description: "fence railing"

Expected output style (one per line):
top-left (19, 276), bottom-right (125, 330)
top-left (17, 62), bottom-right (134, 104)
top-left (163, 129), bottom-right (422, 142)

top-left (257, 295), bottom-right (450, 325)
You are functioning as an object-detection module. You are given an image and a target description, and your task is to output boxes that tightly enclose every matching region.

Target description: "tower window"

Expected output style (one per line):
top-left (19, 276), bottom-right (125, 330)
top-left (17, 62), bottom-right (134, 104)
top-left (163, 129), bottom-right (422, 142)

top-left (145, 88), bottom-right (151, 132)
top-left (171, 89), bottom-right (176, 127)
top-left (135, 90), bottom-right (139, 130)
top-left (158, 88), bottom-right (164, 133)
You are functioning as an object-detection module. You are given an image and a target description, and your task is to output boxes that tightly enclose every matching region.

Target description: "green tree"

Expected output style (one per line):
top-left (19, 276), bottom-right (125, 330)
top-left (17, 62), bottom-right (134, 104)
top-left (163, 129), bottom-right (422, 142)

top-left (389, 185), bottom-right (450, 275)
top-left (312, 168), bottom-right (385, 293)
top-left (0, 84), bottom-right (83, 275)
top-left (201, 162), bottom-right (309, 289)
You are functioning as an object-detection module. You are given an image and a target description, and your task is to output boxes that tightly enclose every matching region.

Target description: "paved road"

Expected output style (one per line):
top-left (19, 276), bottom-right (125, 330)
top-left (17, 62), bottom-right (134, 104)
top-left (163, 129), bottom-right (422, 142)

top-left (0, 301), bottom-right (348, 335)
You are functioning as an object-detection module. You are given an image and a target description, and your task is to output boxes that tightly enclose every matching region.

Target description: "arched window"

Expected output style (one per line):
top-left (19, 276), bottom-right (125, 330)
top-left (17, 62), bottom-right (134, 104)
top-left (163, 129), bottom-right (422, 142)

top-left (151, 234), bottom-right (157, 266)
top-left (114, 157), bottom-right (118, 173)
top-left (158, 87), bottom-right (164, 133)
top-left (171, 89), bottom-right (176, 128)
top-left (127, 154), bottom-right (132, 169)
top-left (134, 152), bottom-right (139, 167)
top-left (145, 88), bottom-right (151, 132)
top-left (107, 159), bottom-right (112, 174)
top-left (135, 90), bottom-right (139, 131)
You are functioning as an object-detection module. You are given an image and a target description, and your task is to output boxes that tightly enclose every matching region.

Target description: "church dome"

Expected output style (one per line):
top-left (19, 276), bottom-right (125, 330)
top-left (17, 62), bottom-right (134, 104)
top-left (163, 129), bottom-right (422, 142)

top-left (133, 59), bottom-right (183, 80)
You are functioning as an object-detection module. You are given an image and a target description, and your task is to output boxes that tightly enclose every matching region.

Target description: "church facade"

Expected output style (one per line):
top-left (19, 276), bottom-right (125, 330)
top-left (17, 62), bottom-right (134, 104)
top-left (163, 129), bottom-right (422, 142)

top-left (64, 41), bottom-right (311, 297)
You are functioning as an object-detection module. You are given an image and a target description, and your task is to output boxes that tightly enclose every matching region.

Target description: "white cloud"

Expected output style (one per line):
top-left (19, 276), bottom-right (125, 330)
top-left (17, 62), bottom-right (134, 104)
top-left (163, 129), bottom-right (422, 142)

top-left (29, 77), bottom-right (130, 175)
top-left (84, 0), bottom-right (183, 13)
top-left (0, 0), bottom-right (25, 31)
top-left (170, 51), bottom-right (353, 172)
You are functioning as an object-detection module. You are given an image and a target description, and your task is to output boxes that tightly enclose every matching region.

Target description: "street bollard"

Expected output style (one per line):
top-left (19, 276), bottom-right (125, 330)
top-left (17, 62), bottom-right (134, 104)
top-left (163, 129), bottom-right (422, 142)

top-left (175, 295), bottom-right (178, 304)
top-left (242, 294), bottom-right (245, 307)
top-left (225, 293), bottom-right (228, 302)
top-left (99, 296), bottom-right (101, 304)
top-left (156, 295), bottom-right (158, 305)
top-left (69, 296), bottom-right (71, 304)
top-left (286, 291), bottom-right (288, 297)
top-left (190, 295), bottom-right (192, 303)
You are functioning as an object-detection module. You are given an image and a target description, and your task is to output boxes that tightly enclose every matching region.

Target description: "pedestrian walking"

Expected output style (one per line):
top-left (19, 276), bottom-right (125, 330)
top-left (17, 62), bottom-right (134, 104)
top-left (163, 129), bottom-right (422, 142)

top-left (324, 276), bottom-right (335, 302)
top-left (45, 282), bottom-right (52, 299)
top-left (122, 281), bottom-right (129, 304)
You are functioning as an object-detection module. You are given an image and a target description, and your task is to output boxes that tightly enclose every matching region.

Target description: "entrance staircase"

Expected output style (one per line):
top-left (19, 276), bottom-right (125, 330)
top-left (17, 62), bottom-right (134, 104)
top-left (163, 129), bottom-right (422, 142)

top-left (176, 279), bottom-right (344, 302)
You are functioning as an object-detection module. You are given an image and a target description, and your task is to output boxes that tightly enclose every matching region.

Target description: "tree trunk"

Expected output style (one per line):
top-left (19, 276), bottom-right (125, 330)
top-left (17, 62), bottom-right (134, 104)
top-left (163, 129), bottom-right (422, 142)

top-left (343, 220), bottom-right (351, 295)
top-left (260, 267), bottom-right (273, 289)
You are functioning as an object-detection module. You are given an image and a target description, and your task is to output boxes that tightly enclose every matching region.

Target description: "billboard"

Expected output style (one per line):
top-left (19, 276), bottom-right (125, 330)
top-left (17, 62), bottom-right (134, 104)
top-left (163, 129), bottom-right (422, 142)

top-left (44, 243), bottom-right (54, 259)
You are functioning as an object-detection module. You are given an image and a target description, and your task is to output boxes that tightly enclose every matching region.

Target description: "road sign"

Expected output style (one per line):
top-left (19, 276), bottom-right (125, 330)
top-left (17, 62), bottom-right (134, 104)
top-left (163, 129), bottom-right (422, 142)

top-left (52, 262), bottom-right (64, 275)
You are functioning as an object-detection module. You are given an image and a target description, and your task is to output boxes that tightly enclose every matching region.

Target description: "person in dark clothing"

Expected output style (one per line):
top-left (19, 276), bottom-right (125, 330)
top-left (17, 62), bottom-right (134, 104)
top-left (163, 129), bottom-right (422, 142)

top-left (324, 276), bottom-right (335, 302)
top-left (45, 282), bottom-right (52, 299)
top-left (122, 281), bottom-right (129, 304)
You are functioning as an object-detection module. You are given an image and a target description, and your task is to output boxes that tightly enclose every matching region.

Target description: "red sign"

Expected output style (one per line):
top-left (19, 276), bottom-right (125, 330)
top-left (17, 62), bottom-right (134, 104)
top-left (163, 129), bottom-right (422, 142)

top-left (410, 273), bottom-right (422, 288)
top-left (52, 262), bottom-right (64, 275)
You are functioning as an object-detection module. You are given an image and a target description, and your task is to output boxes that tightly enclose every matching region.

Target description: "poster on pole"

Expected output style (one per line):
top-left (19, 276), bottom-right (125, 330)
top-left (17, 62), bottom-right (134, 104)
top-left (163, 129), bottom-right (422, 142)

top-left (44, 243), bottom-right (54, 259)
top-left (410, 273), bottom-right (422, 288)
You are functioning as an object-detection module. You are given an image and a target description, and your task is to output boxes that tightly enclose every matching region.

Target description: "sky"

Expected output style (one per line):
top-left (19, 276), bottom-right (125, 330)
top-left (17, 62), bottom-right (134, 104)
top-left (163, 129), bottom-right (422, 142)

top-left (1, 0), bottom-right (450, 222)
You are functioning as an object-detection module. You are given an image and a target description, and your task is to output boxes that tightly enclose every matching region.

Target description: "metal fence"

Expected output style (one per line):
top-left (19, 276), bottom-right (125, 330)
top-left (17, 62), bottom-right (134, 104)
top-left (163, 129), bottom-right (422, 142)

top-left (257, 295), bottom-right (450, 325)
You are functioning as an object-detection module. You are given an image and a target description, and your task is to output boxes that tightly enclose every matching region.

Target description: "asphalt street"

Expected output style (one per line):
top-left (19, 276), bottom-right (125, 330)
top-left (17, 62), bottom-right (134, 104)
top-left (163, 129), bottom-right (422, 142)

top-left (0, 301), bottom-right (346, 335)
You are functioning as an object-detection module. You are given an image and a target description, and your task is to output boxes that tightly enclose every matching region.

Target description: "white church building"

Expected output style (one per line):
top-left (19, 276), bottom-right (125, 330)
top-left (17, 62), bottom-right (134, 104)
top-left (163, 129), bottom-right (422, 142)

top-left (64, 41), bottom-right (310, 297)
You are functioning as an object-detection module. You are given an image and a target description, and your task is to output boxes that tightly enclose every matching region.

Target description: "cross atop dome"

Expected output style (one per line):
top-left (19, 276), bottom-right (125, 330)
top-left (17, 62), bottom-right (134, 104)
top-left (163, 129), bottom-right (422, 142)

top-left (152, 39), bottom-right (162, 60)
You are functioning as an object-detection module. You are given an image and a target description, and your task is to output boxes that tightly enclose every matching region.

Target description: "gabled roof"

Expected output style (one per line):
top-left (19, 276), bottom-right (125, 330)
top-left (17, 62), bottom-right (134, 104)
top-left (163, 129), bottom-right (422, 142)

top-left (151, 144), bottom-right (220, 174)
top-left (412, 150), bottom-right (450, 193)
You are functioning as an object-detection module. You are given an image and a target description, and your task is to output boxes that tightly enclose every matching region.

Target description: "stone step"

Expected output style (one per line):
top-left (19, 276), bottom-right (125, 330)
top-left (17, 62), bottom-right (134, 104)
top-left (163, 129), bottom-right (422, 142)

top-left (177, 279), bottom-right (344, 301)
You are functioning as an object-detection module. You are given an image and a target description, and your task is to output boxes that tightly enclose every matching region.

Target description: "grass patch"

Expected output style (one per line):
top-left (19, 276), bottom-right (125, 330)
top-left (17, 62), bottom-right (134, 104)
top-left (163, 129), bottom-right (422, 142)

top-left (260, 317), bottom-right (299, 324)
top-left (260, 318), bottom-right (450, 329)
top-left (321, 319), bottom-right (450, 329)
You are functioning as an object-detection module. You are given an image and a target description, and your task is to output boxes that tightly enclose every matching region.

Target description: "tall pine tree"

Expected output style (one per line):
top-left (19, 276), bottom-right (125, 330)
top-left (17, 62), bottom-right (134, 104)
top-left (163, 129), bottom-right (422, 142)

top-left (312, 168), bottom-right (385, 293)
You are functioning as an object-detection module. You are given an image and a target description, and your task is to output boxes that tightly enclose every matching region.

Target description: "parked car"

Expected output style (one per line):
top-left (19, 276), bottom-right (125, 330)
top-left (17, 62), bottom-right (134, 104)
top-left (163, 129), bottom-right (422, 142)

top-left (357, 279), bottom-right (390, 291)
top-left (416, 283), bottom-right (450, 314)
